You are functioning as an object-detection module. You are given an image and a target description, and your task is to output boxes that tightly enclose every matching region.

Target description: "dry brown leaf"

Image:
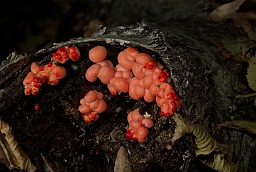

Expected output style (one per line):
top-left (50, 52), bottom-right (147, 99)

top-left (171, 113), bottom-right (237, 172)
top-left (244, 11), bottom-right (256, 20)
top-left (233, 12), bottom-right (252, 33)
top-left (83, 19), bottom-right (103, 37)
top-left (0, 119), bottom-right (36, 172)
top-left (0, 132), bottom-right (18, 169)
top-left (114, 146), bottom-right (132, 172)
top-left (205, 153), bottom-right (237, 172)
top-left (232, 12), bottom-right (256, 41)
top-left (209, 0), bottom-right (246, 22)
top-left (218, 120), bottom-right (256, 135)
top-left (171, 113), bottom-right (217, 156)
top-left (219, 47), bottom-right (232, 60)
top-left (40, 154), bottom-right (55, 172)
top-left (210, 0), bottom-right (256, 41)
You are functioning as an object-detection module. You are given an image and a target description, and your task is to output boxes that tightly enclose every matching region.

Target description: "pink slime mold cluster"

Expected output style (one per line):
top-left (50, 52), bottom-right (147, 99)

top-left (78, 90), bottom-right (107, 123)
top-left (85, 45), bottom-right (182, 117)
top-left (23, 44), bottom-right (182, 143)
top-left (23, 45), bottom-right (80, 95)
top-left (51, 45), bottom-right (80, 63)
top-left (126, 109), bottom-right (154, 142)
top-left (84, 45), bottom-right (182, 142)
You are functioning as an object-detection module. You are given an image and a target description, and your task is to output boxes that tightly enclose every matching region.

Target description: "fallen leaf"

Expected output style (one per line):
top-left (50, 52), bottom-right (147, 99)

top-left (244, 11), bottom-right (256, 20)
top-left (219, 47), bottom-right (232, 60)
top-left (205, 153), bottom-right (237, 172)
top-left (218, 120), bottom-right (256, 135)
top-left (114, 146), bottom-right (132, 172)
top-left (83, 19), bottom-right (103, 37)
top-left (171, 113), bottom-right (217, 156)
top-left (221, 36), bottom-right (242, 57)
top-left (209, 0), bottom-right (246, 22)
top-left (171, 113), bottom-right (237, 172)
top-left (210, 0), bottom-right (256, 41)
top-left (0, 119), bottom-right (36, 172)
top-left (232, 12), bottom-right (256, 41)
top-left (247, 55), bottom-right (256, 91)
top-left (0, 132), bottom-right (18, 169)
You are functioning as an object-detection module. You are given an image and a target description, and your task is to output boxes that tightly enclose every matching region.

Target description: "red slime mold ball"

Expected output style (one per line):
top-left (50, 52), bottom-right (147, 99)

top-left (89, 46), bottom-right (107, 63)
top-left (136, 127), bottom-right (149, 143)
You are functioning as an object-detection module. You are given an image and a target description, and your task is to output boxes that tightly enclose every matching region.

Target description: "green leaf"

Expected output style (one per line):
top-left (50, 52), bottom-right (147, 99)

top-left (221, 37), bottom-right (242, 56)
top-left (246, 56), bottom-right (256, 91)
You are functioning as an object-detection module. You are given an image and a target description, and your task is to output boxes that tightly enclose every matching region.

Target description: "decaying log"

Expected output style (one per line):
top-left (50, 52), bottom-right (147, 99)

top-left (0, 20), bottom-right (255, 171)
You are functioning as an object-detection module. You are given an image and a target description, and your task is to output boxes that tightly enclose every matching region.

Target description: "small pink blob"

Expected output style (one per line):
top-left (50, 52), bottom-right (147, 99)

top-left (51, 66), bottom-right (66, 79)
top-left (142, 118), bottom-right (154, 128)
top-left (84, 90), bottom-right (98, 103)
top-left (135, 53), bottom-right (151, 65)
top-left (31, 62), bottom-right (40, 74)
top-left (34, 103), bottom-right (40, 111)
top-left (143, 88), bottom-right (155, 103)
top-left (131, 109), bottom-right (144, 122)
top-left (95, 99), bottom-right (107, 113)
top-left (85, 64), bottom-right (101, 82)
top-left (132, 62), bottom-right (144, 79)
top-left (129, 120), bottom-right (143, 130)
top-left (136, 127), bottom-right (149, 143)
top-left (79, 104), bottom-right (91, 114)
top-left (89, 46), bottom-right (107, 63)
top-left (68, 45), bottom-right (80, 61)
top-left (110, 77), bottom-right (129, 93)
top-left (98, 66), bottom-right (115, 84)
top-left (117, 51), bottom-right (134, 70)
top-left (90, 99), bottom-right (100, 110)
top-left (127, 112), bottom-right (133, 123)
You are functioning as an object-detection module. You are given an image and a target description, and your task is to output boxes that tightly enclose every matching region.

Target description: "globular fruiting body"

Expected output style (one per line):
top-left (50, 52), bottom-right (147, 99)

top-left (78, 90), bottom-right (107, 123)
top-left (85, 45), bottom-right (182, 118)
top-left (88, 46), bottom-right (108, 63)
top-left (85, 60), bottom-right (115, 84)
top-left (23, 45), bottom-right (80, 95)
top-left (156, 83), bottom-right (182, 117)
top-left (125, 109), bottom-right (154, 142)
top-left (83, 45), bottom-right (182, 142)
top-left (23, 44), bottom-right (182, 144)
top-left (51, 45), bottom-right (80, 63)
top-left (23, 62), bottom-right (67, 95)
top-left (34, 103), bottom-right (40, 111)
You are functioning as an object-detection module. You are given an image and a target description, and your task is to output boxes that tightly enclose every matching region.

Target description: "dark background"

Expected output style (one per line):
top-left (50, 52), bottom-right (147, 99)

top-left (0, 0), bottom-right (112, 61)
top-left (1, 0), bottom-right (255, 62)
top-left (0, 0), bottom-right (210, 62)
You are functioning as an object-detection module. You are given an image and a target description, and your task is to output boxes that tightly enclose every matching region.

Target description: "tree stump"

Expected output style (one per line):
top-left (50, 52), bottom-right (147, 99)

top-left (0, 20), bottom-right (255, 172)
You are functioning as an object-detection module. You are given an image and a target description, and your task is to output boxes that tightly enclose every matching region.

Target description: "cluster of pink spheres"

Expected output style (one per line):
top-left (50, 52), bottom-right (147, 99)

top-left (23, 44), bottom-right (182, 143)
top-left (78, 90), bottom-right (107, 123)
top-left (84, 45), bottom-right (182, 142)
top-left (85, 45), bottom-right (182, 117)
top-left (23, 45), bottom-right (80, 95)
top-left (126, 109), bottom-right (154, 142)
